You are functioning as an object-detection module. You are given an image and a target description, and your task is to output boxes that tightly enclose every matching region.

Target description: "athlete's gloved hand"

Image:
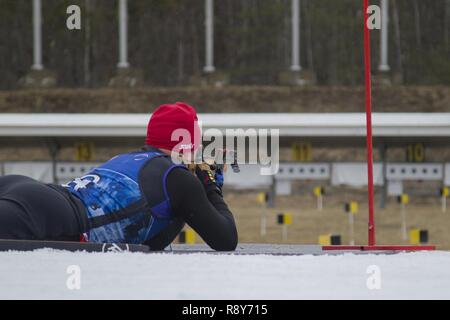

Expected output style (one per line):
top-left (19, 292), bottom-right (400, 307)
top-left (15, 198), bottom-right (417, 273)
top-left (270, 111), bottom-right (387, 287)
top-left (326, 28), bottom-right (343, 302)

top-left (214, 167), bottom-right (224, 188)
top-left (195, 165), bottom-right (223, 196)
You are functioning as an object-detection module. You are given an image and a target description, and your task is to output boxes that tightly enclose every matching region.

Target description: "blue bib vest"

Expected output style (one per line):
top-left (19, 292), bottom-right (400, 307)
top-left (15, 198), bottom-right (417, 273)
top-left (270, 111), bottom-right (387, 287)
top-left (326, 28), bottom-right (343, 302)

top-left (63, 149), bottom-right (186, 244)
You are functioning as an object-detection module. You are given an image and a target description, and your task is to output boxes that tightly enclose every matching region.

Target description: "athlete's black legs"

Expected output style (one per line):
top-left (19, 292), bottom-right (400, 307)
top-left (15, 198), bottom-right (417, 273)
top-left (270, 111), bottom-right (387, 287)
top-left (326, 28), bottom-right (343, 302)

top-left (144, 217), bottom-right (185, 250)
top-left (0, 175), bottom-right (83, 241)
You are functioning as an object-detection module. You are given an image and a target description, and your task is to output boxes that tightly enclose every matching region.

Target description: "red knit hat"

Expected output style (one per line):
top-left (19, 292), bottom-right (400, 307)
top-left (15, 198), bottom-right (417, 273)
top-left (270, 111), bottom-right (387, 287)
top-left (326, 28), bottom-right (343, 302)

top-left (145, 102), bottom-right (201, 153)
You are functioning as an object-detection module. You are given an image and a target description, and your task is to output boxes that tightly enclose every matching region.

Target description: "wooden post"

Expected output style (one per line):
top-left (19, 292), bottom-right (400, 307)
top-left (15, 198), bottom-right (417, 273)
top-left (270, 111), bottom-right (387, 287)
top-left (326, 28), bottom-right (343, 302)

top-left (345, 201), bottom-right (358, 245)
top-left (348, 212), bottom-right (355, 246)
top-left (257, 192), bottom-right (268, 237)
top-left (398, 194), bottom-right (409, 241)
top-left (441, 187), bottom-right (449, 213)
top-left (314, 186), bottom-right (324, 211)
top-left (277, 213), bottom-right (292, 242)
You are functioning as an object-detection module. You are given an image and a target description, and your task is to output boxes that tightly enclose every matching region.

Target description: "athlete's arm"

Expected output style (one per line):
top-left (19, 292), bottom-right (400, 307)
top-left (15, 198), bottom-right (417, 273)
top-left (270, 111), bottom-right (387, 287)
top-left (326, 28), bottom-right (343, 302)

top-left (166, 167), bottom-right (238, 251)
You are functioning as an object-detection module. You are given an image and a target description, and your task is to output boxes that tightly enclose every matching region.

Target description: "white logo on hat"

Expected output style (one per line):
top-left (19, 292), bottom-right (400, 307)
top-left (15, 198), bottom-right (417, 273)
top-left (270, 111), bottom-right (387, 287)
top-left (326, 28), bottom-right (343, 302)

top-left (180, 143), bottom-right (194, 150)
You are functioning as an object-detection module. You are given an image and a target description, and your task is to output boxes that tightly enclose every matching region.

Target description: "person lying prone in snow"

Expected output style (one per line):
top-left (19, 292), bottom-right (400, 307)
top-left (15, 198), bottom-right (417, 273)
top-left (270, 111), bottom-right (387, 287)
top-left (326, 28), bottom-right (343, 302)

top-left (0, 102), bottom-right (238, 251)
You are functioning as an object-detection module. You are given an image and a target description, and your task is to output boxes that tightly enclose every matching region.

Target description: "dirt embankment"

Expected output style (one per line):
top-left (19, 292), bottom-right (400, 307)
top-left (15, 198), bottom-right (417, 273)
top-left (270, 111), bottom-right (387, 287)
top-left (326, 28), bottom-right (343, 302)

top-left (0, 86), bottom-right (449, 113)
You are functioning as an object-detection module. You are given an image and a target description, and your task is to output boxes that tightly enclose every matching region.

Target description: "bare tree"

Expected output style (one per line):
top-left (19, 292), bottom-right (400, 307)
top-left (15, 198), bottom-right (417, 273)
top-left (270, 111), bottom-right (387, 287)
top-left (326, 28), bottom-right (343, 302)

top-left (445, 0), bottom-right (450, 49)
top-left (412, 0), bottom-right (422, 49)
top-left (304, 0), bottom-right (314, 74)
top-left (392, 0), bottom-right (403, 80)
top-left (84, 0), bottom-right (91, 87)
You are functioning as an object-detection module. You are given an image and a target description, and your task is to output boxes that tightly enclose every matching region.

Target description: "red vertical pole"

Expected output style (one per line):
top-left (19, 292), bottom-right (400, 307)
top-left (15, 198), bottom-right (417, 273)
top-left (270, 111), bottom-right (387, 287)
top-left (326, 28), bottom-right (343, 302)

top-left (364, 0), bottom-right (376, 246)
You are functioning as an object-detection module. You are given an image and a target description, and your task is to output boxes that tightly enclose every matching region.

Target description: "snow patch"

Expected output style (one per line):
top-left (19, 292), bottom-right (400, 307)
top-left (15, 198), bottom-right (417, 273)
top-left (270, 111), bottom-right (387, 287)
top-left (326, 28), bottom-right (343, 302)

top-left (0, 250), bottom-right (449, 299)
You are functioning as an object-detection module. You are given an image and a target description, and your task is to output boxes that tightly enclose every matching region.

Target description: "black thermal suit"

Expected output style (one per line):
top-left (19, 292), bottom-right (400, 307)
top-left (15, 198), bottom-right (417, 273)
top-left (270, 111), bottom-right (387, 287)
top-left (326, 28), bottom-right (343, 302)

top-left (0, 147), bottom-right (238, 251)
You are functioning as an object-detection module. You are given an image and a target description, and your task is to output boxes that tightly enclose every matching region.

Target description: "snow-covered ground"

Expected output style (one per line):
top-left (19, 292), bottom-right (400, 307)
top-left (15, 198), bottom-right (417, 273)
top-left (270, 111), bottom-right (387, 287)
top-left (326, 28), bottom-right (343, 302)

top-left (1, 250), bottom-right (449, 299)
